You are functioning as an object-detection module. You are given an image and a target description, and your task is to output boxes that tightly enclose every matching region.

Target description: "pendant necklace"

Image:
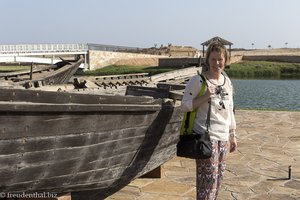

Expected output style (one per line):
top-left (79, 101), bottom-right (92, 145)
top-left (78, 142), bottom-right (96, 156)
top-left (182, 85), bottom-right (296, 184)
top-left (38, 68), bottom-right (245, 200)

top-left (206, 74), bottom-right (227, 110)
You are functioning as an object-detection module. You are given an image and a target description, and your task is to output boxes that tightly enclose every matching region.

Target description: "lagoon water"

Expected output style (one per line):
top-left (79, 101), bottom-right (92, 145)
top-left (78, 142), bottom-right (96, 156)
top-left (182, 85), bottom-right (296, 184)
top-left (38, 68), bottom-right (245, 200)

top-left (232, 79), bottom-right (300, 111)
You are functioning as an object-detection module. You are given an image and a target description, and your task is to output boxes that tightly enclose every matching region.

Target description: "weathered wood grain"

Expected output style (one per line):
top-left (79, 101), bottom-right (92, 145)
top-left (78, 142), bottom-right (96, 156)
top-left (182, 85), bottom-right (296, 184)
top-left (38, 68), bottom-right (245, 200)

top-left (0, 111), bottom-right (160, 139)
top-left (0, 87), bottom-right (155, 104)
top-left (0, 85), bottom-right (182, 200)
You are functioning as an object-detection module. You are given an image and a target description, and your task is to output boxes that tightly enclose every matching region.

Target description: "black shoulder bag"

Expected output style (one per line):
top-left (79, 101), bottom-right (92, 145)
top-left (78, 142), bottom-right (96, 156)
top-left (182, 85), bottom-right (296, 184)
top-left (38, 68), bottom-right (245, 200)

top-left (176, 99), bottom-right (213, 159)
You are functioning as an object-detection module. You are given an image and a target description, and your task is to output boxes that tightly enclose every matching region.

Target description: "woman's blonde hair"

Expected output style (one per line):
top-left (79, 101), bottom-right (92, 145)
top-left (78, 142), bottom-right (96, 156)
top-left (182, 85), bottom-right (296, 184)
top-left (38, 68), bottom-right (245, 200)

top-left (205, 41), bottom-right (229, 67)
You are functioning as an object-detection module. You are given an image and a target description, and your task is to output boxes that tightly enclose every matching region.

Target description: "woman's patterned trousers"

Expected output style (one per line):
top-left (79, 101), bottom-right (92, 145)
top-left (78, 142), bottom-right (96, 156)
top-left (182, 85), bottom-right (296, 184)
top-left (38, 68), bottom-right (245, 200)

top-left (196, 139), bottom-right (229, 200)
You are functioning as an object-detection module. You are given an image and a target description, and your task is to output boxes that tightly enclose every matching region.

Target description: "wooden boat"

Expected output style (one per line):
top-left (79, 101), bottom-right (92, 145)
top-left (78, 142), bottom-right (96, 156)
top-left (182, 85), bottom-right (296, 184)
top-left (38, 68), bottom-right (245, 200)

top-left (0, 85), bottom-right (182, 200)
top-left (0, 57), bottom-right (84, 88)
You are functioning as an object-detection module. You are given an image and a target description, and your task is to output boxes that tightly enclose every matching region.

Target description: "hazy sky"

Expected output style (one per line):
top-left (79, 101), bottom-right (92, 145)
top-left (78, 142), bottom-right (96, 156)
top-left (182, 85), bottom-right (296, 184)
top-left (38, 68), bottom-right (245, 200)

top-left (1, 0), bottom-right (299, 50)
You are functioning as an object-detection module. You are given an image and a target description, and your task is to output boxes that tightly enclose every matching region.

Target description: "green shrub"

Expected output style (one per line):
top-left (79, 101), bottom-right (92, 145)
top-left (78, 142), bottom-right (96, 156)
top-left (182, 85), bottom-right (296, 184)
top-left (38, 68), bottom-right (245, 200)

top-left (226, 61), bottom-right (300, 78)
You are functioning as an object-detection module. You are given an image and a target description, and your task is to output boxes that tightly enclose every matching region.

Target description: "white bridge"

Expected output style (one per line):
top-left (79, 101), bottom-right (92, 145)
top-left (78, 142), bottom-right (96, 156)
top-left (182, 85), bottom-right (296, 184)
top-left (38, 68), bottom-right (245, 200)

top-left (0, 43), bottom-right (88, 65)
top-left (0, 43), bottom-right (146, 70)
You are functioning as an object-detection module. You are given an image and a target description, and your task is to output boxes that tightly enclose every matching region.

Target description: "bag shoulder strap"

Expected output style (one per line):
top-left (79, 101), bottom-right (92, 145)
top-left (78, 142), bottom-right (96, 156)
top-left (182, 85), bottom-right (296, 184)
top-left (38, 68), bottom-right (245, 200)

top-left (180, 73), bottom-right (207, 135)
top-left (197, 72), bottom-right (206, 97)
top-left (198, 72), bottom-right (211, 134)
top-left (205, 100), bottom-right (212, 133)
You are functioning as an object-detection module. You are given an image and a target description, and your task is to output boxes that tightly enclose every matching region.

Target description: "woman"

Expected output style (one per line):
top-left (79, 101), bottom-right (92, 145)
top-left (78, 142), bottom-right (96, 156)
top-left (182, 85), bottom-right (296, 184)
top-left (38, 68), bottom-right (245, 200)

top-left (181, 41), bottom-right (237, 200)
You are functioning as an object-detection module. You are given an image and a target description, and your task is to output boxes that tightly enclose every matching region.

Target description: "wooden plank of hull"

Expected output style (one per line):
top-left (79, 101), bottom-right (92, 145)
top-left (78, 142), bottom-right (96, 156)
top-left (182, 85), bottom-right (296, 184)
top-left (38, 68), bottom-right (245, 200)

top-left (0, 87), bottom-right (156, 105)
top-left (0, 102), bottom-right (161, 112)
top-left (126, 85), bottom-right (184, 101)
top-left (0, 93), bottom-right (182, 199)
top-left (0, 108), bottom-right (162, 140)
top-left (157, 82), bottom-right (186, 90)
top-left (126, 85), bottom-right (170, 99)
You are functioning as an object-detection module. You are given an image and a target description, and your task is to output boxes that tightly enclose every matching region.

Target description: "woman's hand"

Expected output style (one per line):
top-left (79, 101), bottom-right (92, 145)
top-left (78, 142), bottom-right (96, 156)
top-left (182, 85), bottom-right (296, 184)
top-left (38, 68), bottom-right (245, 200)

top-left (192, 84), bottom-right (215, 109)
top-left (229, 135), bottom-right (237, 153)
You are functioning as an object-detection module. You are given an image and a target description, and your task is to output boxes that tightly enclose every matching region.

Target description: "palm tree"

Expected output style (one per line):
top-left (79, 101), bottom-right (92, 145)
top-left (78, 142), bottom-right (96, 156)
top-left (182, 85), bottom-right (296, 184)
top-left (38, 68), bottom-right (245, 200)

top-left (268, 45), bottom-right (272, 49)
top-left (285, 42), bottom-right (288, 48)
top-left (251, 43), bottom-right (254, 49)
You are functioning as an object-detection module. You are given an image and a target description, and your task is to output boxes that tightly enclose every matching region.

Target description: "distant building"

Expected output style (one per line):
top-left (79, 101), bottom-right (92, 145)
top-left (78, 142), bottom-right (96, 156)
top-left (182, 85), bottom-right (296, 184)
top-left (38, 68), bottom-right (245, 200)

top-left (122, 44), bottom-right (199, 57)
top-left (168, 45), bottom-right (198, 57)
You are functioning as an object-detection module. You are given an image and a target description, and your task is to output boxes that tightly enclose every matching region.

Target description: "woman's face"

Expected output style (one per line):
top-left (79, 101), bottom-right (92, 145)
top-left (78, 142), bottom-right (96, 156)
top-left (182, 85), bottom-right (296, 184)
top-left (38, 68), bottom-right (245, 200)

top-left (208, 51), bottom-right (225, 74)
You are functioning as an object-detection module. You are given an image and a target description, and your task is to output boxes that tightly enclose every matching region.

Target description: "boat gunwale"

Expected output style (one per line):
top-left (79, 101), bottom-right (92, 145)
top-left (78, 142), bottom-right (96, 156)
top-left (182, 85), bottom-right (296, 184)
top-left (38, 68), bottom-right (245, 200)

top-left (0, 87), bottom-right (159, 105)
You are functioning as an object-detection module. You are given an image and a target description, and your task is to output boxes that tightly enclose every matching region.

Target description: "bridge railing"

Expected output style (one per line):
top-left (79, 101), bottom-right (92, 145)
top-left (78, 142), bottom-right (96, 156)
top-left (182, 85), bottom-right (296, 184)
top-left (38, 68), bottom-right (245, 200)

top-left (0, 43), bottom-right (88, 54)
top-left (0, 43), bottom-right (144, 54)
top-left (87, 43), bottom-right (140, 52)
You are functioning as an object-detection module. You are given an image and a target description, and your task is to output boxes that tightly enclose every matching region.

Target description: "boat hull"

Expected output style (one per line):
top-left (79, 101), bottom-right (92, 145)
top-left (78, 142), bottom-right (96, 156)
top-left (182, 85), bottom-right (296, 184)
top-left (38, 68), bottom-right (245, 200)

top-left (0, 87), bottom-right (182, 198)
